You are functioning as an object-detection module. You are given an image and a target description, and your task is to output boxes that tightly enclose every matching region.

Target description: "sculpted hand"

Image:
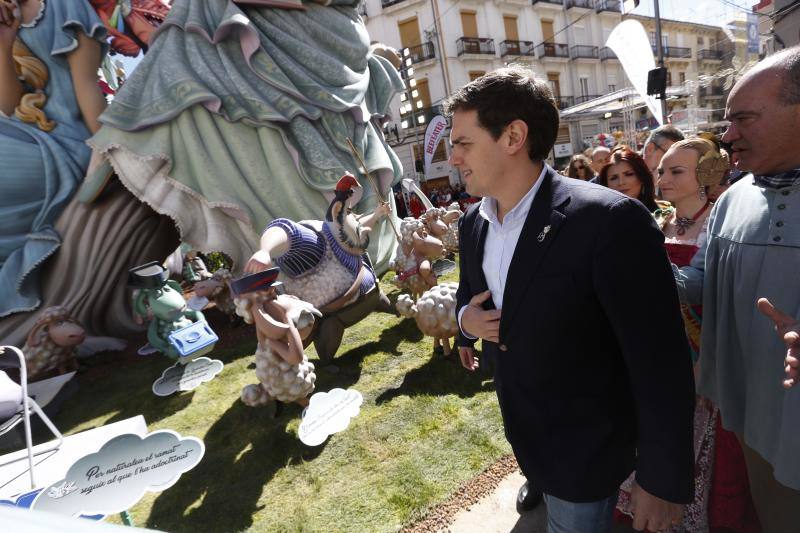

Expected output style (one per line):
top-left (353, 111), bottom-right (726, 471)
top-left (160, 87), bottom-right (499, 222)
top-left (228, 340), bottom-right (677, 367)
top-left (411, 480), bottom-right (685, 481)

top-left (373, 201), bottom-right (391, 219)
top-left (244, 250), bottom-right (273, 274)
top-left (461, 290), bottom-right (500, 343)
top-left (458, 347), bottom-right (479, 371)
top-left (630, 481), bottom-right (683, 531)
top-left (0, 1), bottom-right (20, 52)
top-left (757, 298), bottom-right (800, 388)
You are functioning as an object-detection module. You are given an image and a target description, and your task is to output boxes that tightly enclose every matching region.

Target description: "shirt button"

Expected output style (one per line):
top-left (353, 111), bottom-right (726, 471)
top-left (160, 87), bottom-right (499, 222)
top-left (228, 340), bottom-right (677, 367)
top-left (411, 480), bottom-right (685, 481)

top-left (776, 221), bottom-right (785, 227)
top-left (774, 236), bottom-right (782, 242)
top-left (499, 344), bottom-right (508, 351)
top-left (778, 204), bottom-right (787, 210)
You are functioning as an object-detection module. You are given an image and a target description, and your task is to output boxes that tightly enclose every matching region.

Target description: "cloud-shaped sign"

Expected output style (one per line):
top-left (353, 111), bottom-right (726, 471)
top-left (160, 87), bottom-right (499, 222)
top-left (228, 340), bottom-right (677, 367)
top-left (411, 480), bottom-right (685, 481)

top-left (298, 388), bottom-right (363, 446)
top-left (152, 357), bottom-right (224, 396)
top-left (33, 430), bottom-right (204, 517)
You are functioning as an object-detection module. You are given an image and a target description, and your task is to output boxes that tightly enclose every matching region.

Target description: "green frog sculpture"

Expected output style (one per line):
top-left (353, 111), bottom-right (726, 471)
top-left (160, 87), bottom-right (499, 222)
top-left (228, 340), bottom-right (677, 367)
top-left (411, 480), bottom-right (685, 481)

top-left (129, 262), bottom-right (207, 361)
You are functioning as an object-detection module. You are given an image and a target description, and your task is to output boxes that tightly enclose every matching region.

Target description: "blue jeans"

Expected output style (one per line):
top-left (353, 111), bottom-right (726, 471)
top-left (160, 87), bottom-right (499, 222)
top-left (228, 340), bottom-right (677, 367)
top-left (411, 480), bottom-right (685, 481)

top-left (543, 492), bottom-right (618, 533)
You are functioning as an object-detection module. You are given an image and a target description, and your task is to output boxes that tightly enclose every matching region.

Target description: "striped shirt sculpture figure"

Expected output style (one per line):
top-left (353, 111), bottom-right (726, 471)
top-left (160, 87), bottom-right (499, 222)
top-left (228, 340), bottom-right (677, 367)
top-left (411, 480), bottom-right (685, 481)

top-left (244, 174), bottom-right (392, 363)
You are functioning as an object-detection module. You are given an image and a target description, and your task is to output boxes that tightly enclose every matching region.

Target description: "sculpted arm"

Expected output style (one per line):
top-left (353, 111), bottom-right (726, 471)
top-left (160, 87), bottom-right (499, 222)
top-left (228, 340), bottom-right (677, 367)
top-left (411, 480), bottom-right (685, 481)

top-left (356, 201), bottom-right (390, 230)
top-left (0, 2), bottom-right (22, 116)
top-left (66, 32), bottom-right (106, 133)
top-left (245, 226), bottom-right (290, 273)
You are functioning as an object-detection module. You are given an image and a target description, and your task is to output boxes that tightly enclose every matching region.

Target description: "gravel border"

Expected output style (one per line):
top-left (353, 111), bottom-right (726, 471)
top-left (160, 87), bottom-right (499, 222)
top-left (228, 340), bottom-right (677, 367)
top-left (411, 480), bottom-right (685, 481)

top-left (401, 454), bottom-right (520, 533)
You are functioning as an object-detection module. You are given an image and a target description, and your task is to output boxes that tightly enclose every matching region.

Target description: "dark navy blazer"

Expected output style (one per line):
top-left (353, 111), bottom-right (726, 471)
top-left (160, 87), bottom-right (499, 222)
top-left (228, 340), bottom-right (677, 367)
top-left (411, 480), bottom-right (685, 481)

top-left (456, 167), bottom-right (695, 503)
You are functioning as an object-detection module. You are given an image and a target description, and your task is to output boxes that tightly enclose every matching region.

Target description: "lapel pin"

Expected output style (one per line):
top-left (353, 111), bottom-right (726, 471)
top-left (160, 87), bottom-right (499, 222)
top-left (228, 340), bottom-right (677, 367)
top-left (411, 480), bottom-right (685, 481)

top-left (537, 225), bottom-right (551, 243)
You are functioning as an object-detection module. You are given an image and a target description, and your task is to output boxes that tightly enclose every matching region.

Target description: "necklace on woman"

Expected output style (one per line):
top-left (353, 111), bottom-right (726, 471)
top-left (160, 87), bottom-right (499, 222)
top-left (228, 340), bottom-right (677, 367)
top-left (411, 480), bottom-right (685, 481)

top-left (674, 201), bottom-right (711, 236)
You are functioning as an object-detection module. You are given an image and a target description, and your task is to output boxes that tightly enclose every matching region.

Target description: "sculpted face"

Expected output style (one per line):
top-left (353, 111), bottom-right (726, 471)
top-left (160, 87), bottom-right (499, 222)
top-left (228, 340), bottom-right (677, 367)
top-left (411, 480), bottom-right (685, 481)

top-left (411, 228), bottom-right (445, 260)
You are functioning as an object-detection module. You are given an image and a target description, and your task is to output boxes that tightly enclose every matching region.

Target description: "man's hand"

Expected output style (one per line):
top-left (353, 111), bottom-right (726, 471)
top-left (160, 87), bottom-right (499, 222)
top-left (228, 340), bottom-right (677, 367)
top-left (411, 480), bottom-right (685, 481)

top-left (461, 290), bottom-right (500, 342)
top-left (630, 481), bottom-right (683, 531)
top-left (757, 298), bottom-right (800, 388)
top-left (244, 250), bottom-right (272, 273)
top-left (458, 347), bottom-right (479, 371)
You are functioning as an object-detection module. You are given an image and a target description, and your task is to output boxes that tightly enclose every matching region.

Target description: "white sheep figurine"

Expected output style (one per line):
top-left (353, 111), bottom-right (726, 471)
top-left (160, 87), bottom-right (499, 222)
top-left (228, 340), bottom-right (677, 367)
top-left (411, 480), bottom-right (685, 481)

top-left (421, 204), bottom-right (461, 256)
top-left (234, 290), bottom-right (320, 412)
top-left (390, 217), bottom-right (446, 299)
top-left (193, 268), bottom-right (237, 319)
top-left (396, 282), bottom-right (459, 357)
top-left (22, 306), bottom-right (86, 381)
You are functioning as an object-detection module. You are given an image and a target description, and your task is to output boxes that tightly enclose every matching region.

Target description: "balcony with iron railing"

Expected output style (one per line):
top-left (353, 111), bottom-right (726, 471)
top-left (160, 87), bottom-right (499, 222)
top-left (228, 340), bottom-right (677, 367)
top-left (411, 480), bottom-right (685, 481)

top-left (595, 0), bottom-right (621, 12)
top-left (536, 42), bottom-right (570, 59)
top-left (566, 0), bottom-right (593, 9)
top-left (531, 0), bottom-right (564, 5)
top-left (553, 96), bottom-right (574, 109)
top-left (571, 45), bottom-right (599, 59)
top-left (500, 40), bottom-right (536, 57)
top-left (403, 42), bottom-right (436, 65)
top-left (652, 45), bottom-right (692, 58)
top-left (600, 47), bottom-right (618, 60)
top-left (575, 94), bottom-right (601, 104)
top-left (457, 37), bottom-right (496, 57)
top-left (698, 49), bottom-right (723, 60)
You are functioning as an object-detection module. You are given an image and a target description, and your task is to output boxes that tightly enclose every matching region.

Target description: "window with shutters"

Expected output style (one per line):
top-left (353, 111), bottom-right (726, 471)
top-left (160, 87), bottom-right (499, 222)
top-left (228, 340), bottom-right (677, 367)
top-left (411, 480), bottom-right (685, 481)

top-left (542, 20), bottom-right (555, 43)
top-left (503, 15), bottom-right (519, 41)
top-left (398, 17), bottom-right (421, 49)
top-left (547, 72), bottom-right (561, 97)
top-left (460, 11), bottom-right (478, 38)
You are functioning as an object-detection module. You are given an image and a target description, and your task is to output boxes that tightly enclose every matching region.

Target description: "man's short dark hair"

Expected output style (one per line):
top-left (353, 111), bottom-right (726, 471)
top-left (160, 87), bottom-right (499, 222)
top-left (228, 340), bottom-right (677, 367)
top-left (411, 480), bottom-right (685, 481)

top-left (644, 124), bottom-right (684, 151)
top-left (442, 67), bottom-right (559, 161)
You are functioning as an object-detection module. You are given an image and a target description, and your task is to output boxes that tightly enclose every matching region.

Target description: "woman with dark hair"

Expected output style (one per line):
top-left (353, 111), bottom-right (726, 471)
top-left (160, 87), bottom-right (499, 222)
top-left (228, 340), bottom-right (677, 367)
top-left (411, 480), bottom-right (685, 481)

top-left (597, 148), bottom-right (659, 212)
top-left (565, 154), bottom-right (593, 181)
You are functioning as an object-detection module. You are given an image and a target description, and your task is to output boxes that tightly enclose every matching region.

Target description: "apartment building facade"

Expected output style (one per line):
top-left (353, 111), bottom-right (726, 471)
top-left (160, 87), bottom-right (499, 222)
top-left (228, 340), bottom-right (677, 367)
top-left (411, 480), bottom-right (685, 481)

top-left (560, 15), bottom-right (738, 153)
top-left (362, 1), bottom-right (747, 181)
top-left (363, 0), bottom-right (630, 185)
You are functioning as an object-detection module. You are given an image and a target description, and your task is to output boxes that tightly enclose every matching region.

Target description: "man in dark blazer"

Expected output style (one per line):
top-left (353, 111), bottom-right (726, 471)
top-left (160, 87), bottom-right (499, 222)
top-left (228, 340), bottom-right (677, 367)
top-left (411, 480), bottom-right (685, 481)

top-left (447, 68), bottom-right (695, 532)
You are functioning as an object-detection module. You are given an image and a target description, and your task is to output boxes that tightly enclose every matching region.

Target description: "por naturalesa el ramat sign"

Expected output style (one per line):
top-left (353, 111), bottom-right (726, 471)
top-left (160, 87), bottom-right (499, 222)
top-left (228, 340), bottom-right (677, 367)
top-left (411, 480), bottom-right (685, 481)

top-left (32, 430), bottom-right (204, 517)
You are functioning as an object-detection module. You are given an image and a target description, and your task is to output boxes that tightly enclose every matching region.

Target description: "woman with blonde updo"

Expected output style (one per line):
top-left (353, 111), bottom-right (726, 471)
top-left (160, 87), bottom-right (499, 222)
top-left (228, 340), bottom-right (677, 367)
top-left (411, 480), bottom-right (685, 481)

top-left (0, 0), bottom-right (108, 317)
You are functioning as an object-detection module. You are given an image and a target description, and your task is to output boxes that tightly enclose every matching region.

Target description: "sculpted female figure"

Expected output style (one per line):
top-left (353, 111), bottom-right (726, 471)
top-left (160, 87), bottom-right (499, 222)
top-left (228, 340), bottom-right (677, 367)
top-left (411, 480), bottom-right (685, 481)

top-left (0, 0), bottom-right (402, 347)
top-left (0, 0), bottom-right (107, 318)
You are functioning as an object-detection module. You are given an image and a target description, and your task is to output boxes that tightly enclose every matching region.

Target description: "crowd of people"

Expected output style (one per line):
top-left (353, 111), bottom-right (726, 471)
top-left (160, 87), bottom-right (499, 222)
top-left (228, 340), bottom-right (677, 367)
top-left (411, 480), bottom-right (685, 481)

top-left (448, 45), bottom-right (800, 533)
top-left (393, 183), bottom-right (475, 218)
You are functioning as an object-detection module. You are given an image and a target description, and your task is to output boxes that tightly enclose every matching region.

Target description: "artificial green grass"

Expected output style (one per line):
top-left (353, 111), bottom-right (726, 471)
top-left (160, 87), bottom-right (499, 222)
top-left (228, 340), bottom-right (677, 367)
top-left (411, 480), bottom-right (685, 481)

top-left (53, 270), bottom-right (510, 532)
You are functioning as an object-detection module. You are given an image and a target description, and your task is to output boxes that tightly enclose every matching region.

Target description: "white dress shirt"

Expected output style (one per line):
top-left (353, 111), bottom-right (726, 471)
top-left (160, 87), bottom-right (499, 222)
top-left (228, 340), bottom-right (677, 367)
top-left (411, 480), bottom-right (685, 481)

top-left (458, 165), bottom-right (549, 339)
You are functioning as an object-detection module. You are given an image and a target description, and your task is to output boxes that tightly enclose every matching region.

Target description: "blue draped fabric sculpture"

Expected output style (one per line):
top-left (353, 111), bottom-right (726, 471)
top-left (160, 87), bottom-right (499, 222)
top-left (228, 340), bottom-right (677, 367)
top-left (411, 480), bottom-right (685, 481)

top-left (0, 0), bottom-right (107, 317)
top-left (88, 0), bottom-right (404, 273)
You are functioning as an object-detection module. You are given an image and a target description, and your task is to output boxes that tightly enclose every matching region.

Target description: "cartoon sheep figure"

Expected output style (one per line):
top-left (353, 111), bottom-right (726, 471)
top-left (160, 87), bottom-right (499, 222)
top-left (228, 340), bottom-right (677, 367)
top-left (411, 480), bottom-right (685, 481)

top-left (193, 268), bottom-right (237, 320)
top-left (233, 279), bottom-right (320, 414)
top-left (390, 217), bottom-right (446, 299)
top-left (421, 204), bottom-right (461, 256)
top-left (396, 282), bottom-right (459, 357)
top-left (22, 306), bottom-right (86, 380)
